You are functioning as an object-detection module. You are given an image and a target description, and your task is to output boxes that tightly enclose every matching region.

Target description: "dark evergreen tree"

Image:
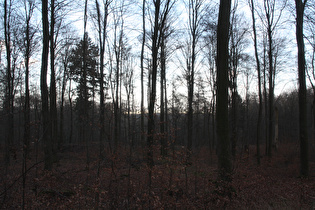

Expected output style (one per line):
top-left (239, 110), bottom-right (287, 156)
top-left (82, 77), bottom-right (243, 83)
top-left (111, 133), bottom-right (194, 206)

top-left (68, 33), bottom-right (99, 143)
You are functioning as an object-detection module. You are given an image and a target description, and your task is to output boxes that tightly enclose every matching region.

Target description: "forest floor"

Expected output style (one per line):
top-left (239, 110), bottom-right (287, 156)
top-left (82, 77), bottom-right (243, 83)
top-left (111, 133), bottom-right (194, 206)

top-left (1, 143), bottom-right (315, 209)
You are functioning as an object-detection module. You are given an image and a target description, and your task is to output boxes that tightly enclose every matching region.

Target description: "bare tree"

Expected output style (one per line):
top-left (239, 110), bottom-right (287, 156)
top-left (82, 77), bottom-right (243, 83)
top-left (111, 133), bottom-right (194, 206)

top-left (185, 0), bottom-right (204, 157)
top-left (147, 0), bottom-right (160, 167)
top-left (50, 0), bottom-right (58, 155)
top-left (160, 27), bottom-right (167, 157)
top-left (3, 0), bottom-right (14, 168)
top-left (111, 0), bottom-right (127, 151)
top-left (123, 52), bottom-right (134, 145)
top-left (21, 0), bottom-right (37, 206)
top-left (229, 1), bottom-right (249, 158)
top-left (203, 8), bottom-right (217, 152)
top-left (262, 0), bottom-right (287, 157)
top-left (147, 0), bottom-right (174, 167)
top-left (248, 0), bottom-right (262, 165)
top-left (305, 6), bottom-right (315, 161)
top-left (41, 0), bottom-right (52, 170)
top-left (295, 0), bottom-right (308, 177)
top-left (95, 0), bottom-right (111, 159)
top-left (83, 0), bottom-right (89, 167)
top-left (22, 0), bottom-right (36, 156)
top-left (217, 0), bottom-right (232, 179)
top-left (58, 31), bottom-right (77, 147)
top-left (49, 0), bottom-right (73, 152)
top-left (159, 16), bottom-right (175, 157)
top-left (140, 0), bottom-right (146, 146)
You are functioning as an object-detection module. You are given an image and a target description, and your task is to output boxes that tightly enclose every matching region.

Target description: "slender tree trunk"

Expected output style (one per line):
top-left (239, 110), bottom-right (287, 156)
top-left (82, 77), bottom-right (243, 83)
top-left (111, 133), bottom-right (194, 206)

top-left (83, 0), bottom-right (89, 168)
top-left (229, 8), bottom-right (238, 159)
top-left (4, 0), bottom-right (14, 168)
top-left (96, 0), bottom-right (109, 160)
top-left (140, 0), bottom-right (146, 146)
top-left (263, 38), bottom-right (268, 155)
top-left (59, 61), bottom-right (67, 148)
top-left (164, 72), bottom-right (169, 153)
top-left (230, 44), bottom-right (238, 158)
top-left (114, 55), bottom-right (119, 152)
top-left (22, 3), bottom-right (33, 206)
top-left (265, 0), bottom-right (274, 158)
top-left (187, 74), bottom-right (194, 154)
top-left (22, 29), bottom-right (30, 210)
top-left (249, 0), bottom-right (262, 165)
top-left (96, 2), bottom-right (109, 198)
top-left (24, 9), bottom-right (31, 156)
top-left (211, 98), bottom-right (215, 151)
top-left (160, 35), bottom-right (167, 156)
top-left (41, 0), bottom-right (52, 170)
top-left (187, 0), bottom-right (199, 156)
top-left (295, 0), bottom-right (309, 177)
top-left (267, 30), bottom-right (274, 158)
top-left (50, 0), bottom-right (58, 155)
top-left (114, 22), bottom-right (122, 152)
top-left (231, 86), bottom-right (237, 158)
top-left (68, 79), bottom-right (73, 144)
top-left (147, 0), bottom-right (161, 168)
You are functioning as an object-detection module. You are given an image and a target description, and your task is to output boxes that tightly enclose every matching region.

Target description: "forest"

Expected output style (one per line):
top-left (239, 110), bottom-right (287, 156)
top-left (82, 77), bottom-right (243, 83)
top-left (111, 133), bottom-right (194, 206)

top-left (1, 0), bottom-right (315, 208)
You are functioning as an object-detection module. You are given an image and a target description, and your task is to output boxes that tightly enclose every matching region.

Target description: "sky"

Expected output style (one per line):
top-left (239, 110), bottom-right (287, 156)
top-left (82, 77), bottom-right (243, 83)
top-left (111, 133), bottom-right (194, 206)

top-left (1, 0), bottom-right (313, 108)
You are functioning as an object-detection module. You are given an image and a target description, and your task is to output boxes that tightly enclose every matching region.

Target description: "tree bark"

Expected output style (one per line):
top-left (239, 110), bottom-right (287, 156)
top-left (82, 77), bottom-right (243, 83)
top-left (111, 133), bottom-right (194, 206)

top-left (264, 0), bottom-right (281, 158)
top-left (96, 0), bottom-right (109, 159)
top-left (83, 0), bottom-right (89, 168)
top-left (50, 0), bottom-right (58, 155)
top-left (295, 0), bottom-right (309, 177)
top-left (216, 0), bottom-right (232, 179)
top-left (160, 34), bottom-right (167, 156)
top-left (140, 0), bottom-right (146, 146)
top-left (147, 0), bottom-right (161, 167)
top-left (41, 0), bottom-right (52, 170)
top-left (4, 0), bottom-right (14, 168)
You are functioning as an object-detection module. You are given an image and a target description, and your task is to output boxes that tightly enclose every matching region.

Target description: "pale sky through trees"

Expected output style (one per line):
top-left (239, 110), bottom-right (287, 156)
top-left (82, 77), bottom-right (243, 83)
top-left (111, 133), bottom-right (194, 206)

top-left (63, 0), bottom-right (303, 102)
top-left (0, 0), bottom-right (310, 106)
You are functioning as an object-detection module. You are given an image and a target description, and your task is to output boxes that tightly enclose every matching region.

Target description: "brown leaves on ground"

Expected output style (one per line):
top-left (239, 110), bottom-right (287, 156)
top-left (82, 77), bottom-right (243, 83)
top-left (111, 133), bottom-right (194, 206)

top-left (1, 143), bottom-right (315, 209)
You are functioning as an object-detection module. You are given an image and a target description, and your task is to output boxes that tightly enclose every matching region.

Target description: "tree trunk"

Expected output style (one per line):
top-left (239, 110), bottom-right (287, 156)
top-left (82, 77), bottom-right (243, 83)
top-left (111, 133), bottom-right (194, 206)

top-left (59, 47), bottom-right (70, 148)
top-left (95, 0), bottom-right (109, 159)
top-left (68, 79), bottom-right (73, 144)
top-left (274, 107), bottom-right (279, 150)
top-left (263, 37), bottom-right (269, 155)
top-left (216, 0), bottom-right (232, 179)
top-left (147, 0), bottom-right (161, 167)
top-left (83, 0), bottom-right (89, 168)
top-left (164, 72), bottom-right (169, 153)
top-left (187, 0), bottom-right (200, 156)
top-left (59, 66), bottom-right (66, 148)
top-left (114, 21), bottom-right (122, 152)
top-left (160, 34), bottom-right (167, 156)
top-left (264, 0), bottom-right (274, 158)
top-left (50, 0), bottom-right (58, 156)
top-left (249, 0), bottom-right (262, 165)
top-left (4, 0), bottom-right (14, 168)
top-left (140, 0), bottom-right (146, 146)
top-left (24, 6), bottom-right (31, 155)
top-left (41, 0), bottom-right (52, 170)
top-left (295, 0), bottom-right (309, 177)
